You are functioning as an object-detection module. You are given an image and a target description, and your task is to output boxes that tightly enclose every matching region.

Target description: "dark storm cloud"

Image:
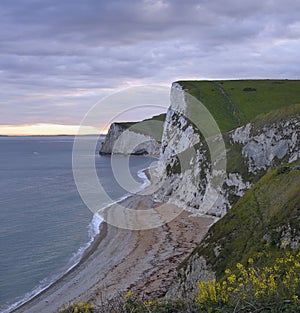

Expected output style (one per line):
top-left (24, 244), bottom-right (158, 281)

top-left (1, 0), bottom-right (300, 125)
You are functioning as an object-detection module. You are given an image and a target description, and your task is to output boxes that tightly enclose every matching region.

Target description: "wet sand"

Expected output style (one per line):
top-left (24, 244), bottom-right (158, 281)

top-left (13, 195), bottom-right (214, 313)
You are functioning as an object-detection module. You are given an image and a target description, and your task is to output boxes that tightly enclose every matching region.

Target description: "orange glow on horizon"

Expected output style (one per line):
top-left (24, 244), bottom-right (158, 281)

top-left (0, 123), bottom-right (103, 136)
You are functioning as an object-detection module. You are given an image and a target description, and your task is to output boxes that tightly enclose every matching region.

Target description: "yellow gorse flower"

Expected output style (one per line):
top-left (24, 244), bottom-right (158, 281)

top-left (144, 300), bottom-right (153, 305)
top-left (58, 301), bottom-right (93, 313)
top-left (124, 290), bottom-right (134, 299)
top-left (196, 249), bottom-right (300, 309)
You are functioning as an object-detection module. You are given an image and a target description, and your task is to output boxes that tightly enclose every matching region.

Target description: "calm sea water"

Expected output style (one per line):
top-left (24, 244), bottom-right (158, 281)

top-left (0, 136), bottom-right (154, 312)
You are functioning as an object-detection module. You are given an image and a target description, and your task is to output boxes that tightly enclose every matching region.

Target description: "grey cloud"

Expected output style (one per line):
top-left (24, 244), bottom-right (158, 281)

top-left (0, 0), bottom-right (282, 48)
top-left (0, 0), bottom-right (300, 126)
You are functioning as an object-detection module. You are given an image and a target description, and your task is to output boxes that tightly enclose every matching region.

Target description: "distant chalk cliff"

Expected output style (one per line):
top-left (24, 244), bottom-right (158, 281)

top-left (100, 122), bottom-right (161, 156)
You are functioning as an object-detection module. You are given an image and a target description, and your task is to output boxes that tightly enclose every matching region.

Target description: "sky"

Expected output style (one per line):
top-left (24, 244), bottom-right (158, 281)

top-left (1, 0), bottom-right (300, 135)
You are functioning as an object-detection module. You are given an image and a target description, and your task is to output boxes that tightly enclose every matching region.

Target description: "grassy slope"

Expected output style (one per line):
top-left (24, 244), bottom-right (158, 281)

top-left (186, 159), bottom-right (300, 279)
top-left (117, 113), bottom-right (166, 129)
top-left (178, 80), bottom-right (300, 133)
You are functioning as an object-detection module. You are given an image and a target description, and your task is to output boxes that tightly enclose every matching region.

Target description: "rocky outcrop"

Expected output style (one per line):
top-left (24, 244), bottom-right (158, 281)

top-left (100, 122), bottom-right (160, 156)
top-left (231, 117), bottom-right (299, 173)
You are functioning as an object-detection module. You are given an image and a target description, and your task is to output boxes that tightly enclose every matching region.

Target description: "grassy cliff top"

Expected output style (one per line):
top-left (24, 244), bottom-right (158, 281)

top-left (116, 113), bottom-right (166, 129)
top-left (177, 80), bottom-right (300, 132)
top-left (115, 113), bottom-right (166, 142)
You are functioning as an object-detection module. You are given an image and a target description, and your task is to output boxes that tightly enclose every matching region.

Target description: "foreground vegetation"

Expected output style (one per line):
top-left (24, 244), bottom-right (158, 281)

top-left (197, 249), bottom-right (300, 312)
top-left (59, 248), bottom-right (300, 313)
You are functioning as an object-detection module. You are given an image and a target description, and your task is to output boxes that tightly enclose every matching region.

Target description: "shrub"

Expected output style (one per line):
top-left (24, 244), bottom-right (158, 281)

top-left (276, 165), bottom-right (291, 174)
top-left (59, 301), bottom-right (94, 313)
top-left (196, 250), bottom-right (300, 312)
top-left (243, 87), bottom-right (257, 92)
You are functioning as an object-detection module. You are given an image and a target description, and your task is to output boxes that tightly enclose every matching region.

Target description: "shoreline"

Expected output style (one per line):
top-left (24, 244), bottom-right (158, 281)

top-left (9, 166), bottom-right (151, 312)
top-left (11, 194), bottom-right (214, 313)
top-left (11, 222), bottom-right (108, 313)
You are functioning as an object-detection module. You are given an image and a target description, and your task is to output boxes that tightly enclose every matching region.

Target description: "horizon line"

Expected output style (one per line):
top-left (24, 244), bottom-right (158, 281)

top-left (0, 123), bottom-right (108, 136)
top-left (0, 134), bottom-right (106, 137)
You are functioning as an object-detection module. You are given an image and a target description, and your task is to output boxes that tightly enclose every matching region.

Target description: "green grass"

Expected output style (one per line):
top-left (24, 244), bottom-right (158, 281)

top-left (181, 81), bottom-right (241, 133)
top-left (116, 113), bottom-right (166, 142)
top-left (118, 113), bottom-right (166, 129)
top-left (178, 80), bottom-right (300, 132)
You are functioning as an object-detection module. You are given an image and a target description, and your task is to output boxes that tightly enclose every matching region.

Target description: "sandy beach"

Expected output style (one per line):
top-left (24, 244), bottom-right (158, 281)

top-left (13, 195), bottom-right (214, 313)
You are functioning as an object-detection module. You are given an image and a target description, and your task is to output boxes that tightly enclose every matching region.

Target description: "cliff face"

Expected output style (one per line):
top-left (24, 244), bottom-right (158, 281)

top-left (100, 122), bottom-right (161, 156)
top-left (153, 83), bottom-right (220, 215)
top-left (153, 83), bottom-right (299, 218)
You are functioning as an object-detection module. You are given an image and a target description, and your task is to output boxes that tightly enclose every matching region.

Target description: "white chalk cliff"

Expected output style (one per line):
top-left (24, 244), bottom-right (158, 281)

top-left (100, 123), bottom-right (160, 156)
top-left (152, 83), bottom-right (299, 217)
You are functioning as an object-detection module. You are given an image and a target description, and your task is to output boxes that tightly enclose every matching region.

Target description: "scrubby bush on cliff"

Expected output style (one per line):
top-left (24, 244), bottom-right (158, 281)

top-left (196, 249), bottom-right (300, 313)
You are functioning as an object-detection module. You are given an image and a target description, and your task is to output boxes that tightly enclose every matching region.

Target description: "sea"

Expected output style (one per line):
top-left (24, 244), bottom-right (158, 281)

top-left (0, 136), bottom-right (154, 312)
